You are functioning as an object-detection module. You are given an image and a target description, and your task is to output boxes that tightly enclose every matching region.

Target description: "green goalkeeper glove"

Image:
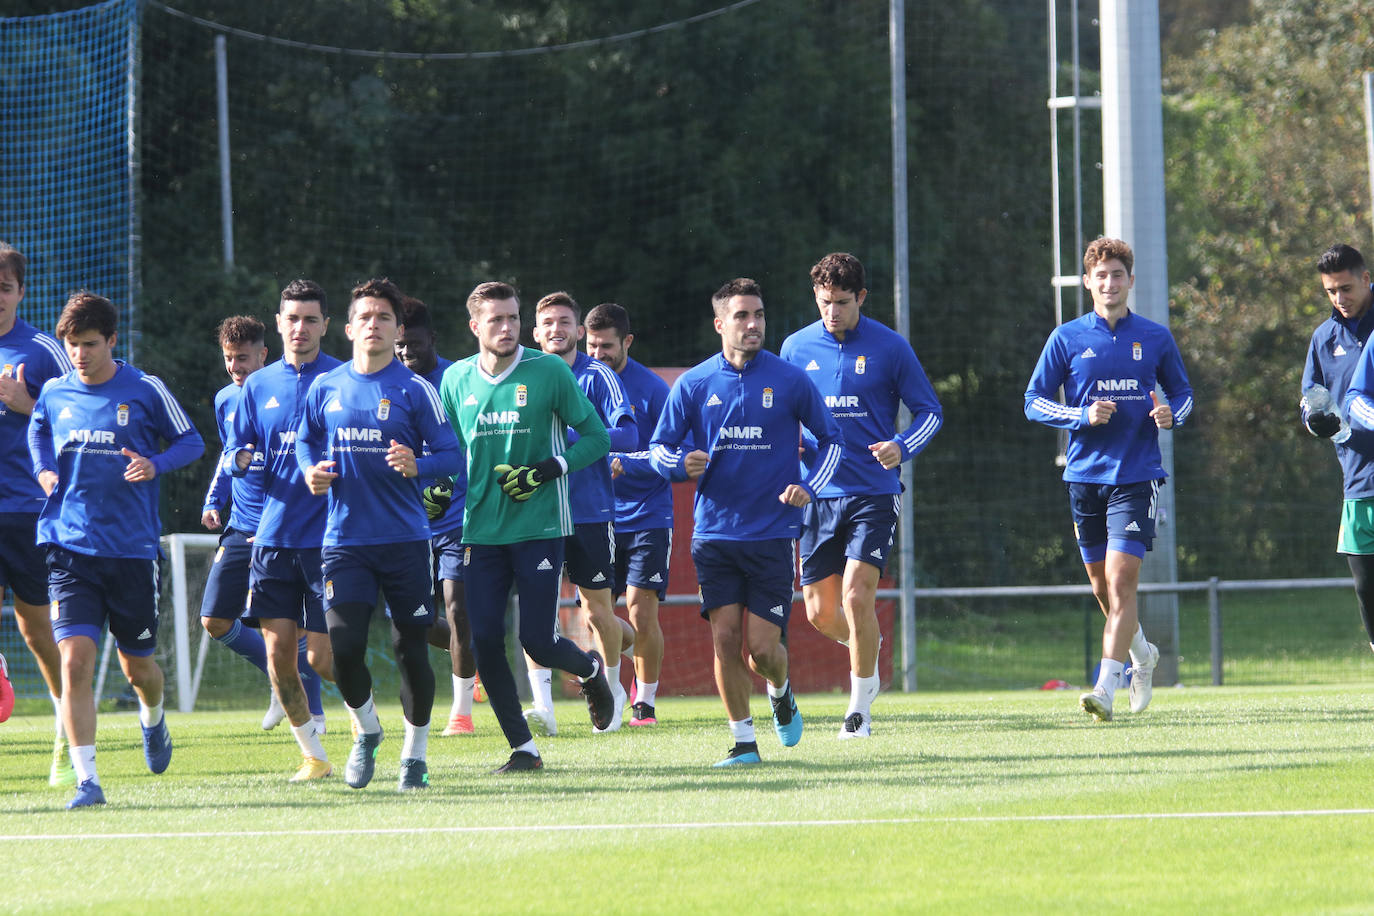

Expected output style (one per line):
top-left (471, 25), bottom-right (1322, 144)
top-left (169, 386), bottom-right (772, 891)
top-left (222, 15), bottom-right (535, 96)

top-left (421, 481), bottom-right (453, 520)
top-left (494, 458), bottom-right (563, 502)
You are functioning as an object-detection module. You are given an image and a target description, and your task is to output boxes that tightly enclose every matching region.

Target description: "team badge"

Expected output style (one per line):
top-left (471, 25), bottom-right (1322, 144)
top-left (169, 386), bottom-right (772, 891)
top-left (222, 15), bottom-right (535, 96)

top-left (762, 387), bottom-right (774, 408)
top-left (463, 546), bottom-right (471, 567)
top-left (50, 599), bottom-right (59, 622)
top-left (1132, 342), bottom-right (1142, 361)
top-left (856, 355), bottom-right (867, 375)
top-left (377, 397), bottom-right (391, 420)
top-left (214, 546), bottom-right (225, 564)
top-left (116, 403), bottom-right (130, 426)
top-left (516, 384), bottom-right (528, 407)
top-left (1, 364), bottom-right (12, 378)
top-left (325, 579), bottom-right (334, 601)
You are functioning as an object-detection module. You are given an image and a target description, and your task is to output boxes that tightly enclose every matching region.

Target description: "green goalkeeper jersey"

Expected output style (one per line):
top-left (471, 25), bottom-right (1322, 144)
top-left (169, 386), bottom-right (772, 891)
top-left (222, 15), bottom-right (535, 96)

top-left (440, 347), bottom-right (610, 545)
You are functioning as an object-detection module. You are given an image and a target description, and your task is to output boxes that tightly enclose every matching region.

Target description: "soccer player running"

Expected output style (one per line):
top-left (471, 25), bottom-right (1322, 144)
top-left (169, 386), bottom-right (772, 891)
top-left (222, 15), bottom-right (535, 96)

top-left (228, 280), bottom-right (340, 780)
top-left (1319, 246), bottom-right (1374, 647)
top-left (298, 279), bottom-right (460, 791)
top-left (1024, 237), bottom-right (1193, 722)
top-left (650, 278), bottom-right (843, 766)
top-left (394, 295), bottom-right (479, 737)
top-left (0, 242), bottom-right (74, 785)
top-left (525, 291), bottom-right (638, 734)
top-left (438, 281), bottom-right (615, 773)
top-left (586, 302), bottom-right (680, 726)
top-left (200, 316), bottom-right (326, 732)
top-left (779, 253), bottom-right (943, 738)
top-left (29, 292), bottom-right (204, 808)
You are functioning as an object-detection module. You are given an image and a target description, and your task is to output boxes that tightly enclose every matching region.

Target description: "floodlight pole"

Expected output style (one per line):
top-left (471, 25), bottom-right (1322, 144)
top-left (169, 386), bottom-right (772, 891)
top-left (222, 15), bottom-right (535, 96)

top-left (890, 0), bottom-right (917, 692)
top-left (215, 34), bottom-right (235, 270)
top-left (1364, 71), bottom-right (1374, 232)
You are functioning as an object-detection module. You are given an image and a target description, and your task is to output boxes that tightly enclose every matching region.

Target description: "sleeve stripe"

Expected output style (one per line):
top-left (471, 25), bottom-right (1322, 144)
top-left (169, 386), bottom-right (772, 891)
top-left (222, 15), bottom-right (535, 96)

top-left (411, 373), bottom-right (448, 423)
top-left (36, 333), bottom-right (73, 371)
top-left (902, 412), bottom-right (942, 452)
top-left (1352, 397), bottom-right (1374, 428)
top-left (1172, 395), bottom-right (1193, 425)
top-left (590, 360), bottom-right (625, 409)
top-left (1030, 396), bottom-right (1079, 421)
top-left (650, 444), bottom-right (681, 470)
top-left (142, 375), bottom-right (193, 433)
top-left (807, 442), bottom-right (843, 493)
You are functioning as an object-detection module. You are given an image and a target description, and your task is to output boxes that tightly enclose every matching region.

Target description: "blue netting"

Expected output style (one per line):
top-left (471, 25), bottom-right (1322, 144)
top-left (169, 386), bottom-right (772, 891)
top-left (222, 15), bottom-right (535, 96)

top-left (0, 0), bottom-right (138, 355)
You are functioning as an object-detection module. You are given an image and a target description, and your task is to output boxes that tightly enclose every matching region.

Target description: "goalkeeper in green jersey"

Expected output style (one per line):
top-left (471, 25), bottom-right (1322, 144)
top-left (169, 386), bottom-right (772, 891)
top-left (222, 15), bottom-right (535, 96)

top-left (438, 281), bottom-right (615, 773)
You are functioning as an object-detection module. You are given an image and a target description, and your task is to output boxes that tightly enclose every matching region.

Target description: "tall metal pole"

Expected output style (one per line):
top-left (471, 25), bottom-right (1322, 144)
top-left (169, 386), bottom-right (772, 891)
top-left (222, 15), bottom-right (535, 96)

top-left (890, 0), bottom-right (917, 691)
top-left (1364, 71), bottom-right (1374, 233)
top-left (215, 34), bottom-right (234, 270)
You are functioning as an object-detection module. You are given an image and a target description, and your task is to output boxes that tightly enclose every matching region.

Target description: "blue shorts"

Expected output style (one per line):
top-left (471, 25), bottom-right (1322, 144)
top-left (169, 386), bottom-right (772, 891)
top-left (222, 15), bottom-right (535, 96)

top-left (432, 528), bottom-right (465, 583)
top-left (323, 540), bottom-right (435, 627)
top-left (47, 545), bottom-right (160, 656)
top-left (464, 538), bottom-right (565, 654)
top-left (0, 513), bottom-right (48, 605)
top-left (798, 494), bottom-right (900, 585)
top-left (1067, 479), bottom-right (1161, 563)
top-left (199, 527), bottom-right (252, 620)
top-left (614, 527), bottom-right (671, 599)
top-left (565, 521), bottom-right (615, 591)
top-left (248, 546), bottom-right (327, 633)
top-left (691, 537), bottom-right (794, 632)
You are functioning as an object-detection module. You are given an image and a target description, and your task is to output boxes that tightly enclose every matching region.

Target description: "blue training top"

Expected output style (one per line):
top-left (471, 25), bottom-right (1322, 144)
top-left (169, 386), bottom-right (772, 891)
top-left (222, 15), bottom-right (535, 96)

top-left (203, 381), bottom-right (267, 534)
top-left (607, 356), bottom-right (677, 532)
top-left (567, 350), bottom-right (636, 526)
top-left (650, 349), bottom-right (843, 541)
top-left (1024, 309), bottom-right (1193, 485)
top-left (296, 357), bottom-right (461, 547)
top-left (29, 361), bottom-right (203, 559)
top-left (1306, 301), bottom-right (1374, 499)
top-left (0, 318), bottom-right (72, 514)
top-left (420, 356), bottom-right (467, 537)
top-left (780, 314), bottom-right (943, 497)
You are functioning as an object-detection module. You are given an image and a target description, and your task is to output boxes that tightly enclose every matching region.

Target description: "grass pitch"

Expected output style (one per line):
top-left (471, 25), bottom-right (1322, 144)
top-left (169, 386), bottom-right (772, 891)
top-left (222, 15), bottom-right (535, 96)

top-left (2, 686), bottom-right (1373, 914)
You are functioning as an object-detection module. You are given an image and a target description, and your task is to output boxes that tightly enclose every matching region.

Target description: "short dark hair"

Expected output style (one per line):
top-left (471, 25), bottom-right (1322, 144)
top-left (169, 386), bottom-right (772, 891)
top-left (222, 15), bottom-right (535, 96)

top-left (0, 242), bottom-right (26, 288)
top-left (281, 278), bottom-right (328, 316)
top-left (216, 315), bottom-right (266, 349)
top-left (1318, 243), bottom-right (1367, 276)
top-left (810, 252), bottom-right (865, 294)
top-left (711, 278), bottom-right (763, 315)
top-left (1083, 237), bottom-right (1134, 276)
top-left (349, 277), bottom-right (404, 321)
top-left (535, 291), bottom-right (580, 322)
top-left (466, 281), bottom-right (518, 320)
top-left (398, 295), bottom-right (433, 332)
top-left (585, 302), bottom-right (630, 340)
top-left (55, 291), bottom-right (117, 341)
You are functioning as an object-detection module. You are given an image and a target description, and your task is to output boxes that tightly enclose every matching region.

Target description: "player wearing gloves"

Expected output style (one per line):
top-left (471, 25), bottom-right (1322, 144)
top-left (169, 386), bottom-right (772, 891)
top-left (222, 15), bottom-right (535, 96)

top-left (438, 282), bottom-right (615, 773)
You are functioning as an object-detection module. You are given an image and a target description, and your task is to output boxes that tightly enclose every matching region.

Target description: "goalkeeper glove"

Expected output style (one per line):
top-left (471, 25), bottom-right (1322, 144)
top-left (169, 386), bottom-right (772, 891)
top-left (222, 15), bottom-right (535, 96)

top-left (1307, 411), bottom-right (1342, 439)
top-left (494, 458), bottom-right (563, 501)
top-left (421, 481), bottom-right (453, 520)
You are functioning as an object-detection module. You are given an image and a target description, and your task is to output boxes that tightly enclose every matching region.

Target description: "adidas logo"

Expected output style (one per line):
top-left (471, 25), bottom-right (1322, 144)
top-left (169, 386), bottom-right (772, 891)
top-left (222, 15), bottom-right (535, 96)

top-left (464, 394), bottom-right (478, 405)
top-left (59, 407), bottom-right (73, 419)
top-left (706, 394), bottom-right (722, 406)
top-left (592, 572), bottom-right (606, 583)
top-left (537, 558), bottom-right (553, 571)
top-left (411, 606), bottom-right (427, 617)
top-left (326, 398), bottom-right (342, 412)
top-left (264, 396), bottom-right (280, 409)
top-left (805, 360), bottom-right (819, 371)
top-left (1125, 521), bottom-right (1141, 532)
top-left (137, 628), bottom-right (152, 640)
top-left (1335, 345), bottom-right (1348, 357)
top-left (870, 548), bottom-right (883, 559)
top-left (769, 605), bottom-right (784, 617)
top-left (1080, 347), bottom-right (1097, 359)
top-left (649, 573), bottom-right (662, 583)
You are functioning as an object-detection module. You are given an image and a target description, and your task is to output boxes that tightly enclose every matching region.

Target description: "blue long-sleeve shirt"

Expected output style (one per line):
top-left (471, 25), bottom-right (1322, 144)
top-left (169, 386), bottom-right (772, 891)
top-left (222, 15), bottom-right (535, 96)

top-left (650, 349), bottom-right (842, 541)
top-left (0, 318), bottom-right (72, 514)
top-left (296, 358), bottom-right (461, 547)
top-left (780, 315), bottom-right (942, 497)
top-left (419, 357), bottom-right (467, 536)
top-left (567, 350), bottom-right (636, 526)
top-left (1024, 309), bottom-right (1193, 484)
top-left (607, 357), bottom-right (678, 532)
top-left (1306, 302), bottom-right (1374, 499)
top-left (227, 354), bottom-right (342, 549)
top-left (29, 361), bottom-right (203, 559)
top-left (202, 382), bottom-right (267, 533)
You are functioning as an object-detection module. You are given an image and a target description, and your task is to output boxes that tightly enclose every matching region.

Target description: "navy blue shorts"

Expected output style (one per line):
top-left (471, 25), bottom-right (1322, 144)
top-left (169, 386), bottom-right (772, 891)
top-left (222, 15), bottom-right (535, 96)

top-left (798, 494), bottom-right (900, 585)
top-left (199, 527), bottom-right (252, 620)
top-left (323, 540), bottom-right (435, 627)
top-left (1067, 479), bottom-right (1162, 563)
top-left (691, 537), bottom-right (794, 632)
top-left (0, 513), bottom-right (48, 606)
top-left (614, 527), bottom-right (671, 599)
top-left (47, 545), bottom-right (160, 656)
top-left (432, 528), bottom-right (465, 583)
top-left (464, 538), bottom-right (564, 655)
top-left (248, 546), bottom-right (327, 633)
top-left (564, 521), bottom-right (615, 591)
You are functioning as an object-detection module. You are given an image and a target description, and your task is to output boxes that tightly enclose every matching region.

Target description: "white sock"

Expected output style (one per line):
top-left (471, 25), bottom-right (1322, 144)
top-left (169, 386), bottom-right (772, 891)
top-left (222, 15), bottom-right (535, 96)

top-left (348, 695), bottom-right (381, 735)
top-left (51, 697), bottom-right (65, 740)
top-left (606, 662), bottom-right (621, 695)
top-left (1094, 659), bottom-right (1126, 704)
top-left (401, 718), bottom-right (429, 761)
top-left (765, 678), bottom-right (789, 700)
top-left (71, 745), bottom-right (97, 784)
top-left (636, 679), bottom-right (658, 706)
top-left (529, 668), bottom-right (554, 711)
top-left (453, 675), bottom-right (476, 716)
top-left (848, 673), bottom-right (880, 717)
top-left (311, 714), bottom-right (327, 735)
top-left (1129, 626), bottom-right (1151, 665)
top-left (729, 717), bottom-right (756, 744)
top-left (515, 739), bottom-right (539, 757)
top-left (291, 720), bottom-right (327, 760)
top-left (138, 699), bottom-right (163, 729)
